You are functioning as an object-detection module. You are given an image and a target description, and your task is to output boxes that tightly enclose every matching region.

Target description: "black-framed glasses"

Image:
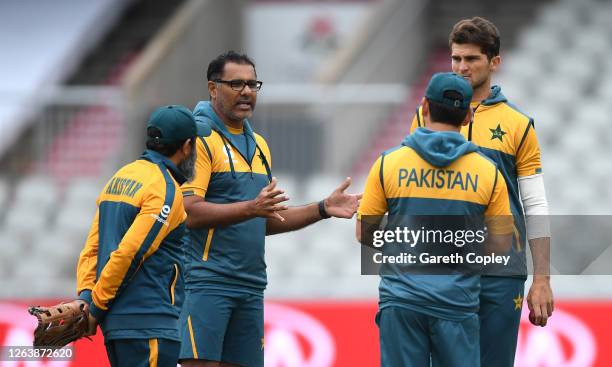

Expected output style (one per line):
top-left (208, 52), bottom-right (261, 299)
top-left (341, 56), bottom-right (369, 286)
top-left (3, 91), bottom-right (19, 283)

top-left (215, 79), bottom-right (263, 92)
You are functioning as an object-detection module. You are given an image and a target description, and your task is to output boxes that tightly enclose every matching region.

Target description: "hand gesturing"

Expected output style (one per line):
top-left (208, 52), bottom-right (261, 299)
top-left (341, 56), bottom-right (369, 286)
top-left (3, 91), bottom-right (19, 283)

top-left (323, 177), bottom-right (363, 219)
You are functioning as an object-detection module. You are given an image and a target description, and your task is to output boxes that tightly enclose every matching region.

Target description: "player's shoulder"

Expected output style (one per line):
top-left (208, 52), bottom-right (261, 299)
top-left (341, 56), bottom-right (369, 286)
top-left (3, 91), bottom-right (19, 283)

top-left (382, 144), bottom-right (406, 158)
top-left (144, 164), bottom-right (183, 200)
top-left (484, 86), bottom-right (532, 127)
top-left (118, 158), bottom-right (158, 180)
top-left (502, 101), bottom-right (532, 121)
top-left (196, 129), bottom-right (224, 158)
top-left (378, 144), bottom-right (411, 168)
top-left (101, 159), bottom-right (162, 202)
top-left (473, 150), bottom-right (498, 169)
top-left (135, 153), bottom-right (186, 186)
top-left (464, 151), bottom-right (500, 181)
top-left (495, 100), bottom-right (533, 131)
top-left (253, 132), bottom-right (271, 156)
top-left (200, 128), bottom-right (223, 144)
top-left (140, 159), bottom-right (174, 186)
top-left (253, 132), bottom-right (269, 146)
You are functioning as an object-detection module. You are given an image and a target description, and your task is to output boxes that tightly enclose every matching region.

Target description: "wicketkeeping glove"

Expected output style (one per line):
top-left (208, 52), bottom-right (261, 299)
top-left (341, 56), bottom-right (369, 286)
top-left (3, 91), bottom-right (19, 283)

top-left (28, 301), bottom-right (92, 349)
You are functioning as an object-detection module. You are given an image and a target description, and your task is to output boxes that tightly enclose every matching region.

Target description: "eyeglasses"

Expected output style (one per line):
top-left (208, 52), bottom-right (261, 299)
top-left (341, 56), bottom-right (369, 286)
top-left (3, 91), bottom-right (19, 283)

top-left (215, 79), bottom-right (263, 92)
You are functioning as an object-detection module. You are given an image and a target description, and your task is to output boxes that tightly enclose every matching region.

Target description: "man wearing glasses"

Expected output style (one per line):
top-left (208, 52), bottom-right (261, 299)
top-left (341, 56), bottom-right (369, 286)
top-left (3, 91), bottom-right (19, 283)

top-left (178, 51), bottom-right (361, 367)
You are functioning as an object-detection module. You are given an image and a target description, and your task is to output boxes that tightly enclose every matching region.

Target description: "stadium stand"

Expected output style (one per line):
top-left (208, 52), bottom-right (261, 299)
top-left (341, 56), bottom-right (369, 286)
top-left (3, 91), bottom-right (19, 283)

top-left (497, 0), bottom-right (612, 215)
top-left (1, 0), bottom-right (611, 301)
top-left (0, 0), bottom-right (187, 297)
top-left (43, 0), bottom-right (186, 180)
top-left (0, 0), bottom-right (127, 156)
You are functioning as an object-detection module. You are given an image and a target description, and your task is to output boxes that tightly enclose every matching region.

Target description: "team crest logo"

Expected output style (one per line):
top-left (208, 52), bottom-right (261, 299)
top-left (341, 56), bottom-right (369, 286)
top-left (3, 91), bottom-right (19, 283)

top-left (490, 124), bottom-right (507, 142)
top-left (222, 146), bottom-right (237, 163)
top-left (150, 204), bottom-right (171, 226)
top-left (514, 293), bottom-right (523, 310)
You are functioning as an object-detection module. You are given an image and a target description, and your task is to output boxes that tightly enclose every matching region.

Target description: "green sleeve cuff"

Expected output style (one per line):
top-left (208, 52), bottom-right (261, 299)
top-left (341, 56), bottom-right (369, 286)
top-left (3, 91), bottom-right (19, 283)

top-left (78, 290), bottom-right (92, 305)
top-left (89, 300), bottom-right (108, 324)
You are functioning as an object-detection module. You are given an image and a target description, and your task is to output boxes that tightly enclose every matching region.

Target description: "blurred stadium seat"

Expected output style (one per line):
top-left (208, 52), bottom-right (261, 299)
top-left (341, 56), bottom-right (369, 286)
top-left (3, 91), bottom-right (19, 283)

top-left (54, 204), bottom-right (96, 240)
top-left (5, 206), bottom-right (49, 238)
top-left (303, 174), bottom-right (346, 203)
top-left (501, 0), bottom-right (612, 219)
top-left (0, 231), bottom-right (25, 277)
top-left (0, 0), bottom-right (610, 307)
top-left (63, 177), bottom-right (103, 205)
top-left (272, 173), bottom-right (299, 204)
top-left (13, 175), bottom-right (58, 214)
top-left (0, 178), bottom-right (9, 217)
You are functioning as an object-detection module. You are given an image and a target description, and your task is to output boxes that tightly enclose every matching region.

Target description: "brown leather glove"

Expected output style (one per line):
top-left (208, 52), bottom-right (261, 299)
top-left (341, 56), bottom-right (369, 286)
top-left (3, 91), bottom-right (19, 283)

top-left (28, 300), bottom-right (95, 349)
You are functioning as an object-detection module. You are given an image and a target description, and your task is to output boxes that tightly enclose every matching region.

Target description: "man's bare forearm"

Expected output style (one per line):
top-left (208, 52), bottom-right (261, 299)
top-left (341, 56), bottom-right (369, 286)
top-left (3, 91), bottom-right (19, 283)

top-left (266, 203), bottom-right (321, 235)
top-left (185, 178), bottom-right (291, 229)
top-left (529, 237), bottom-right (550, 280)
top-left (185, 197), bottom-right (255, 229)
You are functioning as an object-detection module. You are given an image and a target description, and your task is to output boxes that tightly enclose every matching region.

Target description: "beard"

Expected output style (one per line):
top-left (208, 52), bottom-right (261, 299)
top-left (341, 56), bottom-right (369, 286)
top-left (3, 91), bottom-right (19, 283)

top-left (178, 145), bottom-right (197, 182)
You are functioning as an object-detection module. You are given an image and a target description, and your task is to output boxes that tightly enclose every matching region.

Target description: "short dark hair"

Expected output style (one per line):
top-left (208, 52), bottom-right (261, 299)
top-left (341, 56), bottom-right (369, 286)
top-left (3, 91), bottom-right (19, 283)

top-left (427, 91), bottom-right (469, 127)
top-left (146, 127), bottom-right (194, 157)
top-left (449, 17), bottom-right (500, 60)
top-left (207, 51), bottom-right (256, 81)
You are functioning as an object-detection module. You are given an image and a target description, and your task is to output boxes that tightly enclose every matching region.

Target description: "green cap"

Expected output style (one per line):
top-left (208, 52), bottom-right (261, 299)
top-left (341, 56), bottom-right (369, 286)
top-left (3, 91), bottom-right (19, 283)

top-left (424, 72), bottom-right (473, 110)
top-left (147, 105), bottom-right (197, 144)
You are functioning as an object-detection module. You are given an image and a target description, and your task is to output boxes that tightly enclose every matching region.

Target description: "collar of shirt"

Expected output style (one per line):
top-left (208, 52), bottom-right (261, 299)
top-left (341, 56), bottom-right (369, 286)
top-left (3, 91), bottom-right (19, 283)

top-left (141, 149), bottom-right (187, 185)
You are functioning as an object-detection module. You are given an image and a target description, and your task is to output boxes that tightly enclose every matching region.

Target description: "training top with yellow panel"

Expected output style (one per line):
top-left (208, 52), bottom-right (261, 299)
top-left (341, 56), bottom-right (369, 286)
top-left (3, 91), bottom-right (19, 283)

top-left (76, 149), bottom-right (187, 341)
top-left (358, 128), bottom-right (512, 320)
top-left (181, 101), bottom-right (272, 294)
top-left (410, 85), bottom-right (541, 277)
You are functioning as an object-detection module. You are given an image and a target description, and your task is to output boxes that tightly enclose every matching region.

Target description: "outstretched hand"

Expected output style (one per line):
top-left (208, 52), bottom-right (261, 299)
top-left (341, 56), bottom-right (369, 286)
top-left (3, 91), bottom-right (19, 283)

top-left (324, 177), bottom-right (363, 219)
top-left (250, 177), bottom-right (289, 221)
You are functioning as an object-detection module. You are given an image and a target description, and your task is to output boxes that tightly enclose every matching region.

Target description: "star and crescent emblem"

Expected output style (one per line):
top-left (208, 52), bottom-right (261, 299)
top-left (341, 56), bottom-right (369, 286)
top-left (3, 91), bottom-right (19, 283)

top-left (490, 124), bottom-right (507, 141)
top-left (513, 294), bottom-right (523, 310)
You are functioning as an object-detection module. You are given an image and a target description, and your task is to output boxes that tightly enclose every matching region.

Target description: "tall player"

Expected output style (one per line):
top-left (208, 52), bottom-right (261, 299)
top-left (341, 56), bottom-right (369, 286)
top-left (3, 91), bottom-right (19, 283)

top-left (410, 17), bottom-right (553, 366)
top-left (358, 72), bottom-right (513, 366)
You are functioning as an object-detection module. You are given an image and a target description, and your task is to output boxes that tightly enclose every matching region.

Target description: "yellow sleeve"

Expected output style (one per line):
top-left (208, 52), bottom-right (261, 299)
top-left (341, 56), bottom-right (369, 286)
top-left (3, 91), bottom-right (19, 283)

top-left (182, 137), bottom-right (212, 198)
top-left (76, 208), bottom-right (100, 302)
top-left (485, 169), bottom-right (513, 234)
top-left (89, 178), bottom-right (179, 321)
top-left (357, 156), bottom-right (388, 219)
top-left (409, 106), bottom-right (422, 134)
top-left (516, 120), bottom-right (542, 177)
